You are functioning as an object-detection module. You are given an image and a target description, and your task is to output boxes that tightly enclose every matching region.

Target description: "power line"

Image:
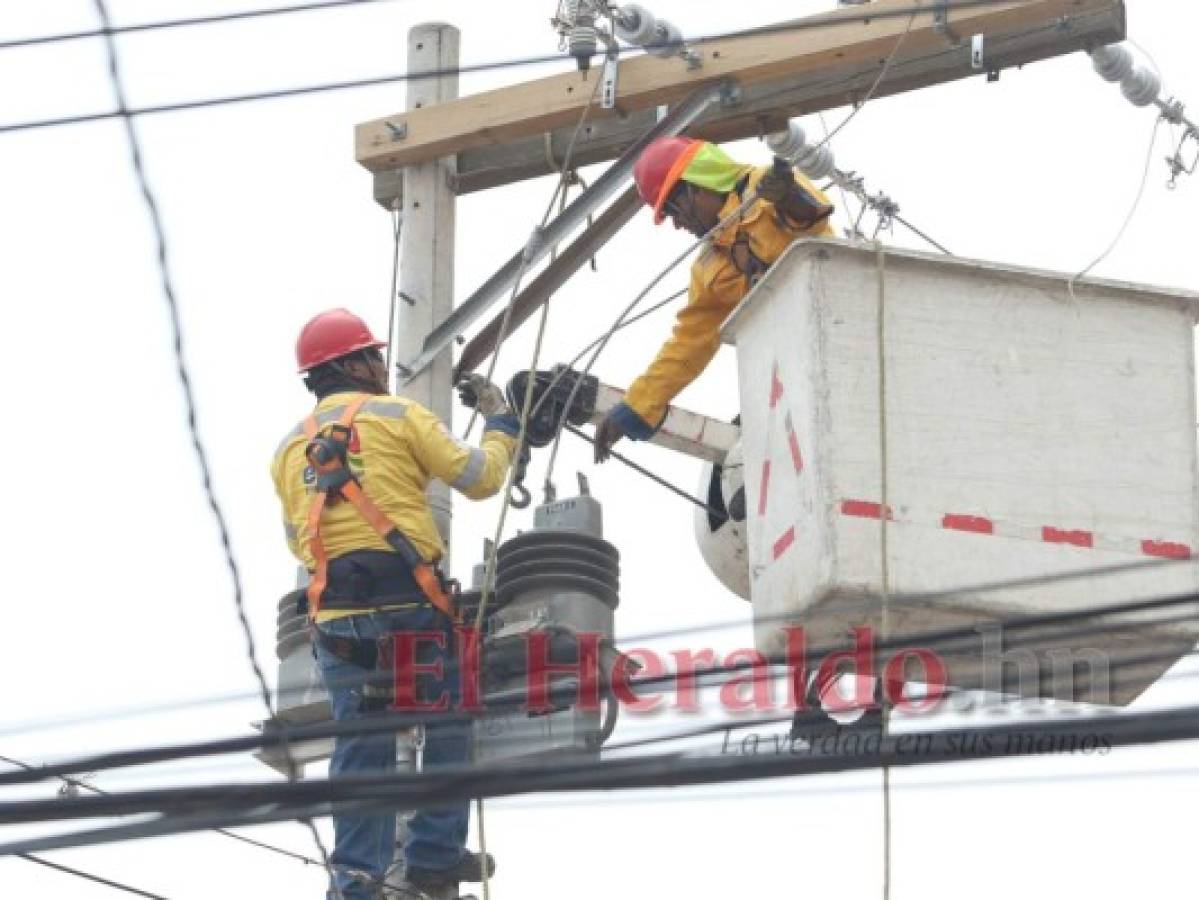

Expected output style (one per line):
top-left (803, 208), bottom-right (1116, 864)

top-left (0, 0), bottom-right (1031, 135)
top-left (535, 10), bottom-right (930, 484)
top-left (7, 623), bottom-right (1199, 793)
top-left (16, 852), bottom-right (170, 899)
top-left (3, 584), bottom-right (1198, 791)
top-left (0, 754), bottom-right (322, 867)
top-left (0, 551), bottom-right (1193, 745)
top-left (617, 554), bottom-right (1199, 646)
top-left (0, 0), bottom-right (402, 51)
top-left (1068, 114), bottom-right (1164, 302)
top-left (494, 764), bottom-right (1199, 811)
top-left (3, 702), bottom-right (1199, 856)
top-left (88, 0), bottom-right (335, 879)
top-left (463, 72), bottom-right (609, 900)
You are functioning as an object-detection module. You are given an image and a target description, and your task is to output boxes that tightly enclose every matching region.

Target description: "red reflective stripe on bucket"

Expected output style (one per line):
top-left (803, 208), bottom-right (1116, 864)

top-left (773, 527), bottom-right (796, 560)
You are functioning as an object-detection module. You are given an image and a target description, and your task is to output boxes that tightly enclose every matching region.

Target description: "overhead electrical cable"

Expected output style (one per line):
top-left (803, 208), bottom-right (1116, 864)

top-left (0, 551), bottom-right (1193, 742)
top-left (4, 703), bottom-right (1199, 857)
top-left (87, 0), bottom-right (336, 881)
top-left (495, 764), bottom-right (1199, 811)
top-left (452, 75), bottom-right (608, 900)
top-left (0, 0), bottom-right (402, 51)
top-left (1067, 115), bottom-right (1163, 303)
top-left (16, 852), bottom-right (171, 899)
top-left (617, 553), bottom-right (1199, 646)
top-left (534, 2), bottom-right (923, 487)
top-left (5, 585), bottom-right (1199, 790)
top-left (0, 754), bottom-right (322, 867)
top-left (0, 0), bottom-right (1047, 135)
top-left (14, 593), bottom-right (1199, 767)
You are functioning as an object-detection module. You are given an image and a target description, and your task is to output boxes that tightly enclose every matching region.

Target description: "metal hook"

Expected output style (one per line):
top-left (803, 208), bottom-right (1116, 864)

top-left (509, 483), bottom-right (532, 509)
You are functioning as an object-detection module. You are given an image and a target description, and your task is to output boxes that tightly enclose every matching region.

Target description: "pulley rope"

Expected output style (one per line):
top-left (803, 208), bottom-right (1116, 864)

top-left (461, 71), bottom-right (604, 441)
top-left (465, 73), bottom-right (606, 900)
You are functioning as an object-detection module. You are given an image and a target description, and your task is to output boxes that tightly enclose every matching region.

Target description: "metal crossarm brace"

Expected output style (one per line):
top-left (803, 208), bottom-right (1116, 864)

top-left (396, 79), bottom-right (731, 385)
top-left (454, 185), bottom-right (643, 379)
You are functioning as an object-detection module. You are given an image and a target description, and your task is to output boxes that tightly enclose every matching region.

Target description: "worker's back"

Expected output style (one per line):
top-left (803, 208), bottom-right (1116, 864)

top-left (272, 390), bottom-right (510, 567)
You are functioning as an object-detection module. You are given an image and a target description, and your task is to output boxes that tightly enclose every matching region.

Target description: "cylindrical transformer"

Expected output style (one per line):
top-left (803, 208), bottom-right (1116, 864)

top-left (475, 490), bottom-right (624, 762)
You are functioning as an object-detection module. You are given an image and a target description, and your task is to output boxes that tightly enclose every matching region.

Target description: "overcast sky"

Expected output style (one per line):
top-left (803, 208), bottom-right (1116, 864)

top-left (1, 1), bottom-right (1197, 898)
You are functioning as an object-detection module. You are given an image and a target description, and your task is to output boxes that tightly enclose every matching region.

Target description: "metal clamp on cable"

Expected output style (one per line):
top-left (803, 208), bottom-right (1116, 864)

top-left (505, 366), bottom-right (600, 448)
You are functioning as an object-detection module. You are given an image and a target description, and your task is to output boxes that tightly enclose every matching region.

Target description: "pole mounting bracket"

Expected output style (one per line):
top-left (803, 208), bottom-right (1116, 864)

top-left (933, 0), bottom-right (961, 46)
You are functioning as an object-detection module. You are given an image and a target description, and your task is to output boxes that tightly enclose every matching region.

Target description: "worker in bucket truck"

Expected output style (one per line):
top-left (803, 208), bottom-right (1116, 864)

top-left (593, 136), bottom-right (835, 462)
top-left (271, 308), bottom-right (517, 900)
top-left (592, 138), bottom-right (868, 737)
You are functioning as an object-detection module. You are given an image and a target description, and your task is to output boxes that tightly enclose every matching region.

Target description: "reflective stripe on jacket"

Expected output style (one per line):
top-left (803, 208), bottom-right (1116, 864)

top-left (622, 166), bottom-right (834, 430)
top-left (271, 392), bottom-right (516, 568)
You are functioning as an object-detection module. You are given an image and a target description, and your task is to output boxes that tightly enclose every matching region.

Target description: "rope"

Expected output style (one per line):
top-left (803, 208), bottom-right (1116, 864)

top-left (812, 7), bottom-right (918, 153)
top-left (875, 244), bottom-right (893, 900)
top-left (462, 71), bottom-right (605, 898)
top-left (539, 9), bottom-right (920, 487)
top-left (539, 189), bottom-right (768, 490)
top-left (1067, 116), bottom-right (1163, 306)
top-left (472, 298), bottom-right (556, 900)
top-left (462, 71), bottom-right (603, 441)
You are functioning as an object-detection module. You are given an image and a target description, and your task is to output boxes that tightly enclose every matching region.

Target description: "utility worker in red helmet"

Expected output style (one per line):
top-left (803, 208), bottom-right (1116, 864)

top-left (594, 137), bottom-right (835, 461)
top-left (271, 308), bottom-right (515, 899)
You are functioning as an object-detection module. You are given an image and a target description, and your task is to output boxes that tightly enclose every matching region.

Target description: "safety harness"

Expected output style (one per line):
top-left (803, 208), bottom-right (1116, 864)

top-left (302, 394), bottom-right (457, 623)
top-left (725, 172), bottom-right (834, 285)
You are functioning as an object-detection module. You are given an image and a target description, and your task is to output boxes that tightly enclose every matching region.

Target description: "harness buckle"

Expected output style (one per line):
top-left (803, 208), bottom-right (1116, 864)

top-left (306, 425), bottom-right (355, 494)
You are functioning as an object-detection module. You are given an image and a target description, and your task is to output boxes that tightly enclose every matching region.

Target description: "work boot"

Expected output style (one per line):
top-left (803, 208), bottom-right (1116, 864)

top-left (406, 852), bottom-right (496, 890)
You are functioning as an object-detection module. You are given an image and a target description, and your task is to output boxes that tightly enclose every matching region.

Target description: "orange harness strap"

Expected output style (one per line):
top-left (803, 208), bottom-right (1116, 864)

top-left (301, 395), bottom-right (457, 622)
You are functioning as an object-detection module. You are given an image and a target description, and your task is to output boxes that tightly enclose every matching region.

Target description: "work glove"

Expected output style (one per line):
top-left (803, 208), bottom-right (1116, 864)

top-left (758, 156), bottom-right (834, 228)
top-left (593, 410), bottom-right (628, 464)
top-left (456, 373), bottom-right (510, 417)
top-left (757, 156), bottom-right (799, 206)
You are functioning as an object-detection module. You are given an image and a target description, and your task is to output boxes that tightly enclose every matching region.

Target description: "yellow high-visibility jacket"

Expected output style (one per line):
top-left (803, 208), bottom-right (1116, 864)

top-left (271, 391), bottom-right (516, 572)
top-left (621, 166), bottom-right (834, 433)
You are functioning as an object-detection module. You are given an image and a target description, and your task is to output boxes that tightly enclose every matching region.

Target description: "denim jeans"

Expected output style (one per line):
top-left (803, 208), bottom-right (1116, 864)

top-left (314, 605), bottom-right (470, 900)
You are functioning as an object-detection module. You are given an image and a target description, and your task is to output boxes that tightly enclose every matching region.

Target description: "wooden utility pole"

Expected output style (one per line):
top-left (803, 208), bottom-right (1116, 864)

top-left (395, 23), bottom-right (459, 544)
top-left (388, 24), bottom-right (459, 900)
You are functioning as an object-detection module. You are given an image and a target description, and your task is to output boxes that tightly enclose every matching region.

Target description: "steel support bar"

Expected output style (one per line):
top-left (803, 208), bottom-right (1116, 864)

top-left (592, 383), bottom-right (739, 464)
top-left (454, 185), bottom-right (642, 379)
top-left (397, 80), bottom-right (730, 385)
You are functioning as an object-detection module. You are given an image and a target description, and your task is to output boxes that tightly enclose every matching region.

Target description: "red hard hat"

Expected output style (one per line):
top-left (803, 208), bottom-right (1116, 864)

top-left (296, 308), bottom-right (387, 372)
top-left (633, 136), bottom-right (703, 225)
